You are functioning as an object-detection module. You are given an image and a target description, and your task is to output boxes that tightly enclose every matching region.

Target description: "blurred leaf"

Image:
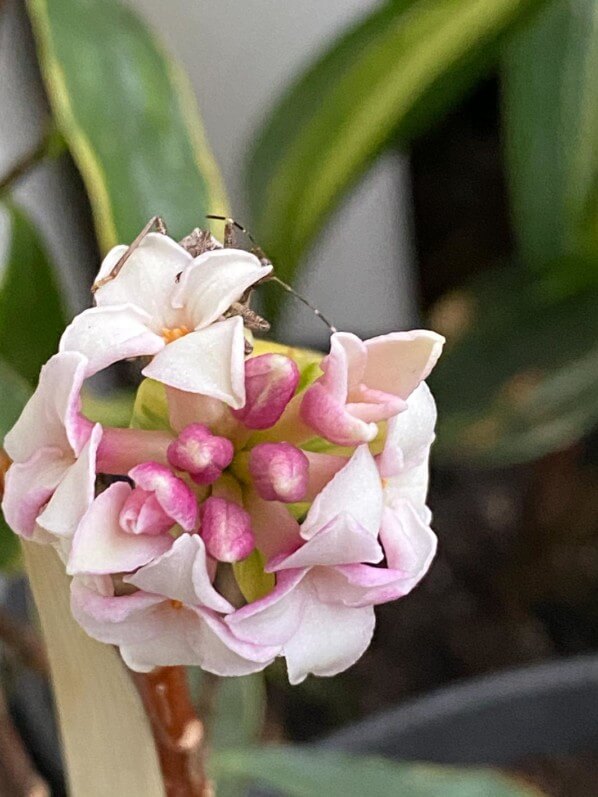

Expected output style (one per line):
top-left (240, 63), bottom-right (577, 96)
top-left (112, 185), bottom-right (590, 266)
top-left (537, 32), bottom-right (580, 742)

top-left (429, 265), bottom-right (598, 465)
top-left (0, 358), bottom-right (31, 439)
top-left (248, 0), bottom-right (549, 318)
top-left (188, 671), bottom-right (266, 797)
top-left (213, 747), bottom-right (540, 797)
top-left (81, 389), bottom-right (135, 428)
top-left (27, 0), bottom-right (228, 250)
top-left (0, 202), bottom-right (66, 385)
top-left (0, 359), bottom-right (31, 570)
top-left (503, 0), bottom-right (598, 273)
top-left (129, 378), bottom-right (170, 432)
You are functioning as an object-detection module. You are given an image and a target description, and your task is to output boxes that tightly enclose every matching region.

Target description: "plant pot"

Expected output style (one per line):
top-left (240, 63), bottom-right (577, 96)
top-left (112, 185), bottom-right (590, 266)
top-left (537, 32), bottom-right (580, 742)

top-left (321, 654), bottom-right (598, 765)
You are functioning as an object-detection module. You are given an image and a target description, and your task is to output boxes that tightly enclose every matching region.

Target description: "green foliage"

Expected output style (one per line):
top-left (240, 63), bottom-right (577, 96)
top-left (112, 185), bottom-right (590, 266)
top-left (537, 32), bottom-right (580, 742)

top-left (0, 203), bottom-right (66, 386)
top-left (430, 265), bottom-right (598, 464)
top-left (248, 0), bottom-right (550, 318)
top-left (213, 747), bottom-right (540, 797)
top-left (26, 0), bottom-right (228, 251)
top-left (503, 0), bottom-right (598, 273)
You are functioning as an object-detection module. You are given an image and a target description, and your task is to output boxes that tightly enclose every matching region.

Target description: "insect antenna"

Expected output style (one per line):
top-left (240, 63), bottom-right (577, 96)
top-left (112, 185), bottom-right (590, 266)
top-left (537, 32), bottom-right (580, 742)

top-left (92, 216), bottom-right (167, 293)
top-left (206, 214), bottom-right (337, 334)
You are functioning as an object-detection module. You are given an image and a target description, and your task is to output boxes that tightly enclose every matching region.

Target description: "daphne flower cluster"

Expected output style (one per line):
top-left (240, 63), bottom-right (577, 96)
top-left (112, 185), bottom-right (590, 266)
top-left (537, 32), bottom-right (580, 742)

top-left (2, 227), bottom-right (444, 683)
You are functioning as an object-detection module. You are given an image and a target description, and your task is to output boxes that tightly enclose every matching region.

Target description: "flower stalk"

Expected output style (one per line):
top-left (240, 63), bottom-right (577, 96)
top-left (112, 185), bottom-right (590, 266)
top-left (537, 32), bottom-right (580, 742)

top-left (132, 667), bottom-right (213, 797)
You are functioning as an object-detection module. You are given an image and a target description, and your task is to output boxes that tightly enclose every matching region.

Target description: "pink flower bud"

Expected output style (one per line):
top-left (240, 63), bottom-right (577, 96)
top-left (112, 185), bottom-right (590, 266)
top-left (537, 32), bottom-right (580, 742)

top-left (199, 496), bottom-right (255, 562)
top-left (232, 354), bottom-right (299, 429)
top-left (249, 443), bottom-right (309, 503)
top-left (167, 423), bottom-right (234, 485)
top-left (123, 462), bottom-right (198, 533)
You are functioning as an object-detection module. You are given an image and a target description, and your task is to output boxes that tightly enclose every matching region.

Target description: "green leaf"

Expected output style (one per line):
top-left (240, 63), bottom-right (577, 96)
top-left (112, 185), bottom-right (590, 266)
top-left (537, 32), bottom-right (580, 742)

top-left (247, 0), bottom-right (550, 318)
top-left (26, 0), bottom-right (228, 250)
top-left (213, 747), bottom-right (540, 797)
top-left (503, 0), bottom-right (598, 273)
top-left (0, 202), bottom-right (66, 386)
top-left (129, 378), bottom-right (170, 432)
top-left (0, 358), bottom-right (31, 570)
top-left (429, 265), bottom-right (598, 465)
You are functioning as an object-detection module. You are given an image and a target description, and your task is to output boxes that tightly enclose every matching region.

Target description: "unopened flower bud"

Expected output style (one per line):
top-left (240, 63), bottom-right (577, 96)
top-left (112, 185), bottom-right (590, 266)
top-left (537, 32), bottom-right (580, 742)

top-left (167, 423), bottom-right (234, 485)
top-left (122, 462), bottom-right (198, 533)
top-left (249, 442), bottom-right (309, 503)
top-left (199, 496), bottom-right (255, 562)
top-left (232, 354), bottom-right (299, 429)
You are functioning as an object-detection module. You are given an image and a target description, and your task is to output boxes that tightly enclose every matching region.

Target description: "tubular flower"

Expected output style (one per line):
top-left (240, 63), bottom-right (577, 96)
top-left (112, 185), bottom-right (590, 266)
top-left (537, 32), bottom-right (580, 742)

top-left (60, 233), bottom-right (272, 406)
top-left (1, 221), bottom-right (444, 681)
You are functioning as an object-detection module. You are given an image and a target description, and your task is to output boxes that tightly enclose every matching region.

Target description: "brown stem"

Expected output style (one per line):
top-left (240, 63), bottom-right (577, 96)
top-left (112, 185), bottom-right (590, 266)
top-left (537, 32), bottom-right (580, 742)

top-left (0, 684), bottom-right (50, 797)
top-left (132, 666), bottom-right (214, 797)
top-left (0, 608), bottom-right (48, 676)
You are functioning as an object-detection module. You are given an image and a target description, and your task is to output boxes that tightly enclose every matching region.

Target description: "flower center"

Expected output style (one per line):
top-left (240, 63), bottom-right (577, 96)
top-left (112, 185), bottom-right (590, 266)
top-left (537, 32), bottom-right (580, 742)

top-left (170, 599), bottom-right (184, 610)
top-left (162, 326), bottom-right (191, 344)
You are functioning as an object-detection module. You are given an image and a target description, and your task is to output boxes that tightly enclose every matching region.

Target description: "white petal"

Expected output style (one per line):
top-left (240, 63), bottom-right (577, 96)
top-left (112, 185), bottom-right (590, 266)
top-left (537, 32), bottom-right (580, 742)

top-left (283, 576), bottom-right (376, 684)
top-left (1, 448), bottom-right (68, 537)
top-left (270, 514), bottom-right (383, 570)
top-left (142, 317), bottom-right (246, 407)
top-left (60, 304), bottom-right (164, 376)
top-left (94, 233), bottom-right (192, 328)
top-left (379, 383), bottom-right (437, 477)
top-left (67, 482), bottom-right (171, 575)
top-left (4, 352), bottom-right (90, 461)
top-left (173, 248), bottom-right (272, 328)
top-left (126, 533), bottom-right (233, 613)
top-left (37, 424), bottom-right (102, 539)
top-left (302, 445), bottom-right (383, 539)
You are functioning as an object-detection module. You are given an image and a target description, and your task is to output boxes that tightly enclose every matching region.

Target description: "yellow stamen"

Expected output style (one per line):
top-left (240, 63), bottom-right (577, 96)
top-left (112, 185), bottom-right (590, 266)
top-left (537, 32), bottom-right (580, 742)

top-left (162, 326), bottom-right (191, 344)
top-left (170, 599), bottom-right (183, 610)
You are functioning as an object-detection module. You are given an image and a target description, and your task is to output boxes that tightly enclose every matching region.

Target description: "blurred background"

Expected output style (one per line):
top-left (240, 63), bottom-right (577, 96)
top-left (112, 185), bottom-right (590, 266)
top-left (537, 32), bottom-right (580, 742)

top-left (1, 0), bottom-right (597, 795)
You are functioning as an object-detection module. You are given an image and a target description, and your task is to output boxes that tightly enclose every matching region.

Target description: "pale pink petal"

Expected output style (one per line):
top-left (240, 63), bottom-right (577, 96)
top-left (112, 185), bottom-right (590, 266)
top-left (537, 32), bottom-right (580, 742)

top-left (97, 428), bottom-right (173, 475)
top-left (378, 383), bottom-right (437, 478)
top-left (380, 502), bottom-right (437, 580)
top-left (119, 490), bottom-right (174, 536)
top-left (129, 462), bottom-right (198, 531)
top-left (243, 491), bottom-right (301, 559)
top-left (143, 317), bottom-right (246, 407)
top-left (232, 354), bottom-right (299, 429)
top-left (268, 514), bottom-right (383, 571)
top-left (321, 333), bottom-right (366, 399)
top-left (37, 424), bottom-right (102, 539)
top-left (121, 607), bottom-right (277, 675)
top-left (283, 575), bottom-right (376, 684)
top-left (60, 305), bottom-right (164, 376)
top-left (362, 330), bottom-right (444, 400)
top-left (67, 482), bottom-right (171, 575)
top-left (1, 448), bottom-right (68, 538)
top-left (4, 352), bottom-right (91, 461)
top-left (125, 533), bottom-right (232, 613)
top-left (225, 569), bottom-right (308, 646)
top-left (304, 451), bottom-right (347, 501)
top-left (70, 577), bottom-right (166, 646)
top-left (301, 445), bottom-right (383, 540)
top-left (317, 504), bottom-right (437, 607)
top-left (94, 233), bottom-right (192, 328)
top-left (172, 248), bottom-right (272, 328)
top-left (300, 381), bottom-right (378, 446)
